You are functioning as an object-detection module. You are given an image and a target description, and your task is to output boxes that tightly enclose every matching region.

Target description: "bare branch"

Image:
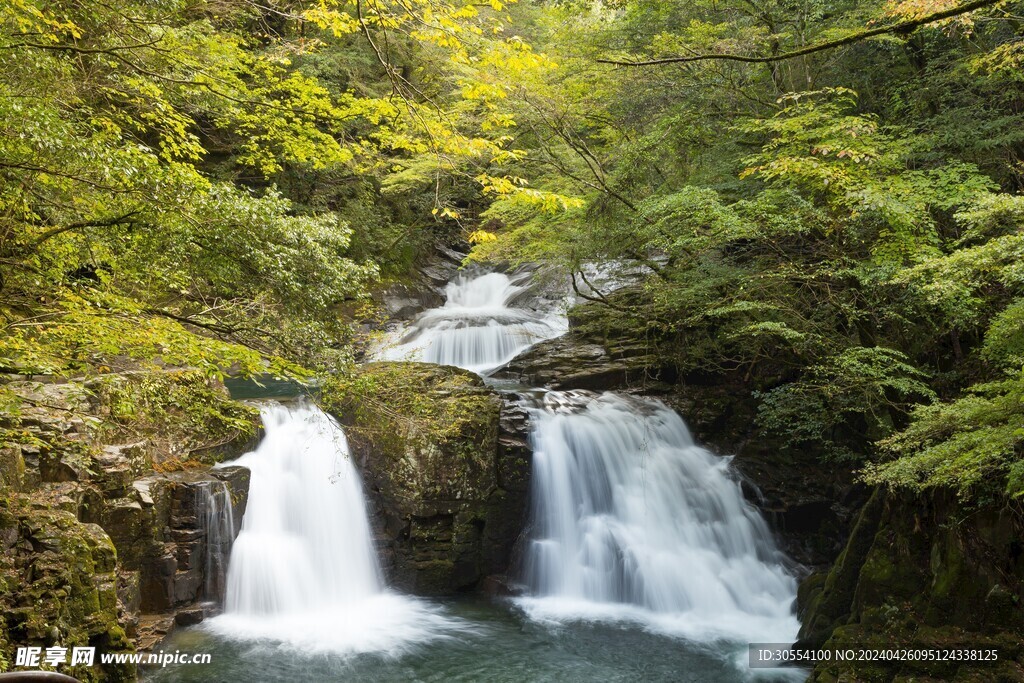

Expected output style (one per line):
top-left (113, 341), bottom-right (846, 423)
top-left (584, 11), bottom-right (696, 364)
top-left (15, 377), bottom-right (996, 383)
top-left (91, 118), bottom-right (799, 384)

top-left (597, 0), bottom-right (1002, 67)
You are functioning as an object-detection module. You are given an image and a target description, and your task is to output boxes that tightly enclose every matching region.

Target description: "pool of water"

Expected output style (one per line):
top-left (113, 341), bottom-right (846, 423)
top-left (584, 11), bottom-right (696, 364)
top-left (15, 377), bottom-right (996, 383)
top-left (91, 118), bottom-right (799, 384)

top-left (142, 597), bottom-right (806, 682)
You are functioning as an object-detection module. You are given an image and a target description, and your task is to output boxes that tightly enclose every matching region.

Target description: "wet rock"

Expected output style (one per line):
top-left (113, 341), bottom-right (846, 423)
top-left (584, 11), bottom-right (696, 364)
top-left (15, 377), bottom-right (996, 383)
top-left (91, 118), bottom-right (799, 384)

top-left (479, 574), bottom-right (522, 597)
top-left (373, 244), bottom-right (465, 322)
top-left (378, 282), bottom-right (446, 320)
top-left (172, 568), bottom-right (203, 605)
top-left (174, 607), bottom-right (204, 626)
top-left (324, 362), bottom-right (526, 594)
top-left (495, 334), bottom-right (663, 391)
top-left (126, 470), bottom-right (250, 610)
top-left (213, 466), bottom-right (250, 535)
top-left (136, 614), bottom-right (176, 652)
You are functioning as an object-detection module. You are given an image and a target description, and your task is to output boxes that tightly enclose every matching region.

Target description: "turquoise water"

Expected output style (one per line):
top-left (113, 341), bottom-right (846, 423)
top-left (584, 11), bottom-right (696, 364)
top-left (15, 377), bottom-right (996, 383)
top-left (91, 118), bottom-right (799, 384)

top-left (142, 597), bottom-right (806, 682)
top-left (223, 376), bottom-right (309, 400)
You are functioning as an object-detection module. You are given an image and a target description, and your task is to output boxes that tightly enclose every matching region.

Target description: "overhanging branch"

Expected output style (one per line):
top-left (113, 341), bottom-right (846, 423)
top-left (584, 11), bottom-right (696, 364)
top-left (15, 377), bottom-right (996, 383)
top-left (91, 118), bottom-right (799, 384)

top-left (597, 0), bottom-right (1002, 67)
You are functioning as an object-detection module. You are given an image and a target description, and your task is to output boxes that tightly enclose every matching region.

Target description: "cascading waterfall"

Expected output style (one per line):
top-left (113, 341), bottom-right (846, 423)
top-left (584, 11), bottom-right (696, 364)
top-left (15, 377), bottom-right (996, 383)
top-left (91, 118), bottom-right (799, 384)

top-left (375, 268), bottom-right (799, 644)
top-left (377, 270), bottom-right (567, 374)
top-left (207, 402), bottom-right (465, 654)
top-left (221, 403), bottom-right (380, 615)
top-left (518, 391), bottom-right (799, 643)
top-left (148, 268), bottom-right (804, 681)
top-left (198, 480), bottom-right (235, 602)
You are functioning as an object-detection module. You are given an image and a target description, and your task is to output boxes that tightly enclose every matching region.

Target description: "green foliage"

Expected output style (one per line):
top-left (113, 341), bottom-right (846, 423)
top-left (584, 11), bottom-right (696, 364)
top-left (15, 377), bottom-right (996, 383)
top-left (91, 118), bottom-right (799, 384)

top-left (1, 0), bottom-right (1022, 504)
top-left (740, 89), bottom-right (997, 262)
top-left (0, 0), bottom-right (562, 380)
top-left (89, 372), bottom-right (260, 463)
top-left (463, 0), bottom-right (1024, 502)
top-left (757, 346), bottom-right (935, 458)
top-left (866, 370), bottom-right (1024, 497)
top-left (0, 288), bottom-right (308, 380)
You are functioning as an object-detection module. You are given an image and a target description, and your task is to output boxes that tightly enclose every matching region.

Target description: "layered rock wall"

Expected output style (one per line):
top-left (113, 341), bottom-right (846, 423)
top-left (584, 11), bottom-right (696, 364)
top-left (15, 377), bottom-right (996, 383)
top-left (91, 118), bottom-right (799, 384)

top-left (0, 371), bottom-right (257, 679)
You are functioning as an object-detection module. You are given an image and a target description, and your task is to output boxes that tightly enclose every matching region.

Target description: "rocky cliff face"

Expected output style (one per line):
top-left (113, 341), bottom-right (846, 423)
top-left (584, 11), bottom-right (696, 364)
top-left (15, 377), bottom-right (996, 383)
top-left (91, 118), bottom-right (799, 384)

top-left (349, 244), bottom-right (467, 360)
top-left (0, 371), bottom-right (258, 680)
top-left (0, 497), bottom-right (133, 682)
top-left (797, 489), bottom-right (1024, 681)
top-left (322, 362), bottom-right (530, 594)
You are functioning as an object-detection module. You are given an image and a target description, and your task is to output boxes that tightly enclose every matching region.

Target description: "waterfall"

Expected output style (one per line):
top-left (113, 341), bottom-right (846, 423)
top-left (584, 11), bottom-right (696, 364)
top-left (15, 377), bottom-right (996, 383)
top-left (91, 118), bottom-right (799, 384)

top-left (207, 402), bottom-right (466, 654)
top-left (199, 480), bottom-right (235, 602)
top-left (221, 403), bottom-right (381, 614)
top-left (519, 391), bottom-right (800, 643)
top-left (374, 267), bottom-right (799, 644)
top-left (377, 270), bottom-right (567, 375)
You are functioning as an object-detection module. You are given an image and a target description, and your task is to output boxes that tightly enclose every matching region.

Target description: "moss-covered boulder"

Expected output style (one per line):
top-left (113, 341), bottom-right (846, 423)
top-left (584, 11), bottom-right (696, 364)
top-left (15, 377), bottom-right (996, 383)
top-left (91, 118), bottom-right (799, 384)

top-left (0, 496), bottom-right (134, 682)
top-left (322, 362), bottom-right (528, 594)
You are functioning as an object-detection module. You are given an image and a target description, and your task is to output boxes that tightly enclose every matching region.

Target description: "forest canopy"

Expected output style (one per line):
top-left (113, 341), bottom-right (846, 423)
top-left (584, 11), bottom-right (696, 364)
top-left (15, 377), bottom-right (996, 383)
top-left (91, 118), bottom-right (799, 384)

top-left (2, 0), bottom-right (1024, 501)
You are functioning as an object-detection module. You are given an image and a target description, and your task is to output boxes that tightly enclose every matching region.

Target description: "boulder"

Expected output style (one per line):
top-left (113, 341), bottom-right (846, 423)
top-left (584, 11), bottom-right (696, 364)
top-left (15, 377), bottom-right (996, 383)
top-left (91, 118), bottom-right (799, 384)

top-left (323, 362), bottom-right (528, 594)
top-left (0, 497), bottom-right (134, 683)
top-left (495, 334), bottom-right (662, 390)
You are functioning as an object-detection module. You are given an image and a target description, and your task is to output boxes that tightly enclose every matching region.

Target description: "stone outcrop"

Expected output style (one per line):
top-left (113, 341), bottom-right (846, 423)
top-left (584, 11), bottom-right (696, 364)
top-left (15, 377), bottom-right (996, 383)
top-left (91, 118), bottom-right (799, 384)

top-left (374, 244), bottom-right (466, 320)
top-left (323, 362), bottom-right (530, 594)
top-left (496, 332), bottom-right (663, 391)
top-left (493, 285), bottom-right (671, 392)
top-left (0, 498), bottom-right (135, 682)
top-left (113, 468), bottom-right (248, 618)
top-left (350, 244), bottom-right (467, 359)
top-left (0, 371), bottom-right (258, 679)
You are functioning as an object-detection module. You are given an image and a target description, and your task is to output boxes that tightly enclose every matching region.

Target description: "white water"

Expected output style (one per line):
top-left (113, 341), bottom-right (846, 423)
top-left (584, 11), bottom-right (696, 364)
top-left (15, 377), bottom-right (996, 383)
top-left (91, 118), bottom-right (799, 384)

top-left (207, 403), bottom-right (466, 654)
top-left (207, 267), bottom-right (797, 663)
top-left (518, 391), bottom-right (800, 644)
top-left (376, 268), bottom-right (799, 644)
top-left (377, 270), bottom-right (568, 375)
top-left (199, 480), bottom-right (235, 602)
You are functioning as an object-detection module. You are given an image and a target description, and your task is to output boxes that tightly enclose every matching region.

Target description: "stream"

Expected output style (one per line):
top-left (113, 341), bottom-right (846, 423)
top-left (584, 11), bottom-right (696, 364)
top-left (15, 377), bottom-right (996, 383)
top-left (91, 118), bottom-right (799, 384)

top-left (145, 268), bottom-right (804, 682)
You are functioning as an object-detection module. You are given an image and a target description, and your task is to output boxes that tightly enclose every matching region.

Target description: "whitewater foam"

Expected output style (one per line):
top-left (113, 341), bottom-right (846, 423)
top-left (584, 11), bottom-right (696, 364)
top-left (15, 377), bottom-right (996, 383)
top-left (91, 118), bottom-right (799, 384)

top-left (208, 402), bottom-right (470, 655)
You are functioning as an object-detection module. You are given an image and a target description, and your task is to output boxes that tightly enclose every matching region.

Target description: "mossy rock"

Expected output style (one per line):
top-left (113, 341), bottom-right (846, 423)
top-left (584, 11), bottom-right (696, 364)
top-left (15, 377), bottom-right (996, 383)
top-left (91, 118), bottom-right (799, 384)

top-left (322, 362), bottom-right (502, 506)
top-left (0, 496), bottom-right (134, 682)
top-left (1, 369), bottom-right (260, 679)
top-left (0, 445), bottom-right (26, 492)
top-left (799, 488), bottom-right (887, 647)
top-left (321, 362), bottom-right (509, 594)
top-left (804, 487), bottom-right (1024, 682)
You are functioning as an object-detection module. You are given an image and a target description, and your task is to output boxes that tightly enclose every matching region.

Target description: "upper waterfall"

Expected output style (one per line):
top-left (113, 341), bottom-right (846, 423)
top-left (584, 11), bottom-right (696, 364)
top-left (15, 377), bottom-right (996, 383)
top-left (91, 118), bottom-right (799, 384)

top-left (376, 270), bottom-right (568, 375)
